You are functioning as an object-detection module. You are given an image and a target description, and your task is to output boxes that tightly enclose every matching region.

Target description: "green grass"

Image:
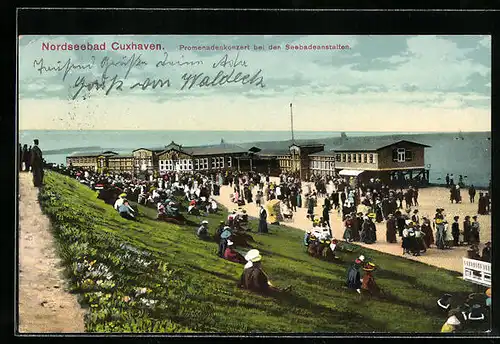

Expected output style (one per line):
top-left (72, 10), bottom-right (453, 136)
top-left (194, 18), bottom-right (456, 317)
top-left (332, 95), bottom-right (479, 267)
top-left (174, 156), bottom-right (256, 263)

top-left (38, 170), bottom-right (474, 333)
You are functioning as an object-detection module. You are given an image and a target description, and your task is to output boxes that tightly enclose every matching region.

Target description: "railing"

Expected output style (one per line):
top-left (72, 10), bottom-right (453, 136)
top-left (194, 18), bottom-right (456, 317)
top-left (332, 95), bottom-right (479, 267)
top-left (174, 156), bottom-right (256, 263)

top-left (463, 257), bottom-right (491, 287)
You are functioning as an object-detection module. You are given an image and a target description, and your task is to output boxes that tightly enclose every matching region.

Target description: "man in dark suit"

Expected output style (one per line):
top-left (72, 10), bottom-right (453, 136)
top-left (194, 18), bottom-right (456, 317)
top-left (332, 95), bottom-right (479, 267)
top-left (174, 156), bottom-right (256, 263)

top-left (468, 185), bottom-right (476, 203)
top-left (30, 139), bottom-right (44, 187)
top-left (322, 204), bottom-right (331, 236)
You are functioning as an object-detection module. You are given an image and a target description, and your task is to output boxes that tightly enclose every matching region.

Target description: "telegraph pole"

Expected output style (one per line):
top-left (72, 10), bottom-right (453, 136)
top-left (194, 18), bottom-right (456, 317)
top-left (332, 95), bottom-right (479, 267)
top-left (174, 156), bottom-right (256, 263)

top-left (290, 103), bottom-right (295, 143)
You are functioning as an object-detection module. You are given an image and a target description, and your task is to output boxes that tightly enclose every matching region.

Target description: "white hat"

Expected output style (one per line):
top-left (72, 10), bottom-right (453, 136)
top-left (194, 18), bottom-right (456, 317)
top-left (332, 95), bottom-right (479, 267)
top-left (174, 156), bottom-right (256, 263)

top-left (201, 220), bottom-right (208, 224)
top-left (227, 240), bottom-right (234, 246)
top-left (244, 249), bottom-right (262, 263)
top-left (358, 255), bottom-right (365, 262)
top-left (405, 220), bottom-right (412, 225)
top-left (446, 315), bottom-right (461, 326)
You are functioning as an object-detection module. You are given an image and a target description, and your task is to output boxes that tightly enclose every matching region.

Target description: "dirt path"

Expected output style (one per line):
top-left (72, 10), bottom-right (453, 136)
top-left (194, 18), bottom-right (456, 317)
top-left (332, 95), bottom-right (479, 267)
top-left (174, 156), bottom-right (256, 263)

top-left (213, 179), bottom-right (491, 273)
top-left (18, 172), bottom-right (86, 333)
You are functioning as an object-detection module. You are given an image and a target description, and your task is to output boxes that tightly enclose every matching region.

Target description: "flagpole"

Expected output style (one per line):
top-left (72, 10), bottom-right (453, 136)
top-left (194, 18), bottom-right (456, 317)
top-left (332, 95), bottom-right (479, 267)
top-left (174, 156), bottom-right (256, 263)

top-left (290, 103), bottom-right (294, 143)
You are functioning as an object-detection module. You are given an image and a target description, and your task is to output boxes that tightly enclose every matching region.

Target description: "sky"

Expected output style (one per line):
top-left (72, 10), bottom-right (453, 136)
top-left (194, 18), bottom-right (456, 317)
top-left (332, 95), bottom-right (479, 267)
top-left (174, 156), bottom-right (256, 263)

top-left (18, 35), bottom-right (491, 132)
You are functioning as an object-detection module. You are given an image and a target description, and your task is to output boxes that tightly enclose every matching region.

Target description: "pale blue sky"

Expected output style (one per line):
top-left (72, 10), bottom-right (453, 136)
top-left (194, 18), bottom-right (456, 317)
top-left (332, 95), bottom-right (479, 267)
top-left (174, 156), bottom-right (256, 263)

top-left (18, 35), bottom-right (491, 131)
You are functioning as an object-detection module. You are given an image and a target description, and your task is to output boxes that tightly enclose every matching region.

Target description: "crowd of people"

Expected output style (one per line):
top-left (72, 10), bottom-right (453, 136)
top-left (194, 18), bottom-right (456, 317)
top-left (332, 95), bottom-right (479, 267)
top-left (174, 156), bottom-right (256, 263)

top-left (224, 170), bottom-right (492, 261)
top-left (19, 139), bottom-right (45, 187)
top-left (40, 158), bottom-right (491, 332)
top-left (48, 164), bottom-right (294, 295)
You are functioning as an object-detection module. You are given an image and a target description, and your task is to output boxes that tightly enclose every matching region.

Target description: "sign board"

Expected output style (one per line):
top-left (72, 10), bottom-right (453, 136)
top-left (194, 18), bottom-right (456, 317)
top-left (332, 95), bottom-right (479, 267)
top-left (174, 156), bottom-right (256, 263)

top-left (463, 258), bottom-right (491, 287)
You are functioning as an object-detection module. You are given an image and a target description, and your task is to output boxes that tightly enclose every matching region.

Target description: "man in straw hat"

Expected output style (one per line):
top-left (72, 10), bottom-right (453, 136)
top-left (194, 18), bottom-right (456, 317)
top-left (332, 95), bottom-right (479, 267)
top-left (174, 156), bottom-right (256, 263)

top-left (441, 315), bottom-right (462, 333)
top-left (114, 193), bottom-right (127, 211)
top-left (197, 220), bottom-right (210, 240)
top-left (238, 249), bottom-right (291, 293)
top-left (346, 255), bottom-right (365, 294)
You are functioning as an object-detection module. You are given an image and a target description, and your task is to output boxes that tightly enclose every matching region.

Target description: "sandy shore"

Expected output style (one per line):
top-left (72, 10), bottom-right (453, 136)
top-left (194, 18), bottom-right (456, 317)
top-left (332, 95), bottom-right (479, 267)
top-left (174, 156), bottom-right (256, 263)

top-left (213, 179), bottom-right (491, 273)
top-left (18, 173), bottom-right (86, 333)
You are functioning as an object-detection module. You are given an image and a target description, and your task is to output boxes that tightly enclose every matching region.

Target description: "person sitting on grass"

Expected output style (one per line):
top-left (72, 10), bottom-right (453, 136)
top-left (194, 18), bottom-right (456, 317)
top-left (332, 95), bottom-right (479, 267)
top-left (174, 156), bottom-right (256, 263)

top-left (238, 249), bottom-right (291, 294)
top-left (223, 240), bottom-right (246, 264)
top-left (114, 193), bottom-right (127, 211)
top-left (118, 200), bottom-right (136, 220)
top-left (441, 315), bottom-right (462, 333)
top-left (217, 226), bottom-right (232, 257)
top-left (197, 220), bottom-right (210, 240)
top-left (346, 255), bottom-right (364, 294)
top-left (482, 242), bottom-right (491, 262)
top-left (361, 262), bottom-right (381, 296)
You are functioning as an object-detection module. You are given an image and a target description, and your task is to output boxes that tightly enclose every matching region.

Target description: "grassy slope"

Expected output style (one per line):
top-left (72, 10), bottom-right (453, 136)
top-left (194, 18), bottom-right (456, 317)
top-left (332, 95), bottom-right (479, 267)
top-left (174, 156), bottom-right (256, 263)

top-left (39, 171), bottom-right (474, 333)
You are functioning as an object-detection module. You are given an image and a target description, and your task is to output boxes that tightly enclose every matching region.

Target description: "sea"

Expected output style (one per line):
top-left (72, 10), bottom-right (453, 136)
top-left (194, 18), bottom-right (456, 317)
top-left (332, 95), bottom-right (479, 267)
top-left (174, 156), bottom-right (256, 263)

top-left (19, 130), bottom-right (492, 188)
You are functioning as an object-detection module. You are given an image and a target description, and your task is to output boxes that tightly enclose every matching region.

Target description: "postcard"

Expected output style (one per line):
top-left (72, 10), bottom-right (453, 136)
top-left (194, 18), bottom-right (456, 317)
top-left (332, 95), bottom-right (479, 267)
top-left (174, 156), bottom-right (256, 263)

top-left (17, 33), bottom-right (492, 335)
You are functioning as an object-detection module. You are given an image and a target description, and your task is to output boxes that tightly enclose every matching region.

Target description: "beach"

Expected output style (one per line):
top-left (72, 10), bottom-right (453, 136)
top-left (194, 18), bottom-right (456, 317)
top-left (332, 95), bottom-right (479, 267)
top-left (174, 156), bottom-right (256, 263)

top-left (213, 180), bottom-right (491, 273)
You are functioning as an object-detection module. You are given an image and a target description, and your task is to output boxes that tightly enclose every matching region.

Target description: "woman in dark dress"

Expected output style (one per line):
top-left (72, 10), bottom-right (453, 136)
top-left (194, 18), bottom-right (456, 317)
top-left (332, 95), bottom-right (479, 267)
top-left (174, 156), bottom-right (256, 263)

top-left (386, 214), bottom-right (397, 243)
top-left (463, 216), bottom-right (471, 245)
top-left (420, 217), bottom-right (434, 248)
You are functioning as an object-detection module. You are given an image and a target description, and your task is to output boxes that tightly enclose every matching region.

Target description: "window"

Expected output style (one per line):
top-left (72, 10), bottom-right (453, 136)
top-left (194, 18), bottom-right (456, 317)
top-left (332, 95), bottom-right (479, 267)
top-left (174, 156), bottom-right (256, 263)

top-left (228, 157), bottom-right (232, 168)
top-left (347, 154), bottom-right (351, 163)
top-left (203, 158), bottom-right (208, 169)
top-left (343, 154), bottom-right (347, 162)
top-left (335, 154), bottom-right (341, 162)
top-left (188, 160), bottom-right (193, 170)
top-left (357, 154), bottom-right (362, 163)
top-left (212, 157), bottom-right (216, 169)
top-left (363, 154), bottom-right (367, 163)
top-left (397, 148), bottom-right (405, 162)
top-left (220, 156), bottom-right (225, 168)
top-left (369, 154), bottom-right (374, 163)
top-left (405, 150), bottom-right (413, 161)
top-left (194, 159), bottom-right (199, 170)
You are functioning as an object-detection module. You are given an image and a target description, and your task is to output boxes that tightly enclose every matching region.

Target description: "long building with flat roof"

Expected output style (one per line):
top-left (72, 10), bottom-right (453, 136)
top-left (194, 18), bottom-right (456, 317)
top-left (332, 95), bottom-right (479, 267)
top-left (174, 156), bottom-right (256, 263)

top-left (65, 137), bottom-right (431, 185)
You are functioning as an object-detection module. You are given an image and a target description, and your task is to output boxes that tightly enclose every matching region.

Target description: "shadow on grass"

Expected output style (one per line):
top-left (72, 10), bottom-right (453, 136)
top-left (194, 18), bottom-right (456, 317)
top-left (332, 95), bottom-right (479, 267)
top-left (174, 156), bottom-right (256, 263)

top-left (186, 264), bottom-right (240, 283)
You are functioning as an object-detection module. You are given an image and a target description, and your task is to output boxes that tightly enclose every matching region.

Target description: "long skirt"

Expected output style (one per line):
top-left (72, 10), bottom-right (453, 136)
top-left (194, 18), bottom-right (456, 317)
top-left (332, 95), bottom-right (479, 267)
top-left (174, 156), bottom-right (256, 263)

top-left (32, 167), bottom-right (44, 187)
top-left (343, 228), bottom-right (352, 241)
top-left (258, 219), bottom-right (268, 233)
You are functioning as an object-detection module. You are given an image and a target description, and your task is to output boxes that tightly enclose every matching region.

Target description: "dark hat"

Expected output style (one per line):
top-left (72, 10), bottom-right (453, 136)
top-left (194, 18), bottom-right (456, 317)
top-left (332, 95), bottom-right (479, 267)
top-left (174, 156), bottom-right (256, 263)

top-left (435, 208), bottom-right (440, 212)
top-left (473, 215), bottom-right (478, 219)
top-left (437, 294), bottom-right (452, 310)
top-left (413, 209), bottom-right (419, 213)
top-left (468, 304), bottom-right (485, 321)
top-left (454, 216), bottom-right (459, 220)
top-left (34, 139), bottom-right (39, 145)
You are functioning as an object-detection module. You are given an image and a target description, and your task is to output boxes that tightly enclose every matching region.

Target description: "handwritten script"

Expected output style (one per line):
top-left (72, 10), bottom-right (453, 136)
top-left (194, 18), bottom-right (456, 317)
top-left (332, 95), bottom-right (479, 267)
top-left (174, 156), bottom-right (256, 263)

top-left (32, 52), bottom-right (266, 100)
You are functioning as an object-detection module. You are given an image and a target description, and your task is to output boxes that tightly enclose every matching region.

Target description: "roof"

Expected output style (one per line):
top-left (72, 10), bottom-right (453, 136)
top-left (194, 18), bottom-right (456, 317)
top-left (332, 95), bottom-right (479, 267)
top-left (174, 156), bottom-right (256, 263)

top-left (309, 150), bottom-right (335, 157)
top-left (290, 141), bottom-right (325, 148)
top-left (258, 149), bottom-right (291, 157)
top-left (338, 169), bottom-right (364, 177)
top-left (132, 146), bottom-right (165, 152)
top-left (331, 138), bottom-right (431, 152)
top-left (68, 151), bottom-right (118, 157)
top-left (157, 142), bottom-right (249, 156)
top-left (108, 153), bottom-right (134, 158)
